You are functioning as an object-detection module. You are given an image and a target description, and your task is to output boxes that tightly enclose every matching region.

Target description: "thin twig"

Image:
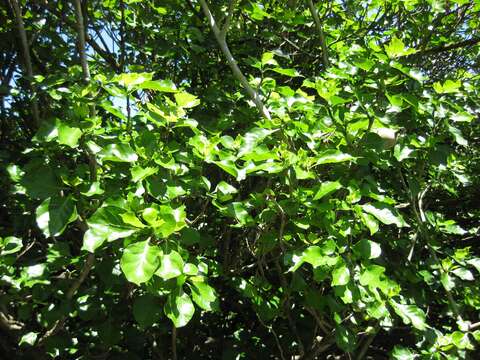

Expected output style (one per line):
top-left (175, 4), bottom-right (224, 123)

top-left (469, 322), bottom-right (480, 330)
top-left (257, 317), bottom-right (287, 360)
top-left (186, 199), bottom-right (210, 226)
top-left (16, 239), bottom-right (36, 260)
top-left (302, 335), bottom-right (335, 360)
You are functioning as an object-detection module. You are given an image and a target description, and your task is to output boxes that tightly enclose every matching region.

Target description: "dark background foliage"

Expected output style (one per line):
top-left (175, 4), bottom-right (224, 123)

top-left (1, 0), bottom-right (479, 359)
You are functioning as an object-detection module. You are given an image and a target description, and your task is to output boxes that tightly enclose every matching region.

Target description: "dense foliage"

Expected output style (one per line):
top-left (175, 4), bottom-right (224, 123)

top-left (1, 0), bottom-right (480, 359)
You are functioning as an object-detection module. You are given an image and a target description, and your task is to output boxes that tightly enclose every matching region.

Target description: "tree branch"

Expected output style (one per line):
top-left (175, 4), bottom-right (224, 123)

top-left (307, 0), bottom-right (330, 68)
top-left (171, 325), bottom-right (177, 360)
top-left (8, 0), bottom-right (40, 127)
top-left (37, 253), bottom-right (95, 346)
top-left (415, 37), bottom-right (480, 56)
top-left (73, 0), bottom-right (91, 83)
top-left (198, 0), bottom-right (271, 120)
top-left (221, 0), bottom-right (237, 36)
top-left (356, 328), bottom-right (378, 360)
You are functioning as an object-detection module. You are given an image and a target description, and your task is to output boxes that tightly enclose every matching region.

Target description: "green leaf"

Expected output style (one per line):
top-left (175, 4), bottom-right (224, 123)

top-left (214, 181), bottom-right (238, 201)
top-left (6, 164), bottom-right (24, 182)
top-left (184, 263), bottom-right (198, 276)
top-left (447, 125), bottom-right (468, 146)
top-left (99, 143), bottom-right (138, 162)
top-left (164, 290), bottom-right (195, 327)
top-left (394, 144), bottom-right (414, 161)
top-left (1, 236), bottom-right (23, 255)
top-left (353, 239), bottom-right (381, 259)
top-left (114, 72), bottom-right (152, 89)
top-left (467, 258), bottom-right (480, 273)
top-left (451, 267), bottom-right (474, 281)
top-left (385, 36), bottom-right (415, 58)
top-left (226, 202), bottom-right (253, 225)
top-left (335, 325), bottom-right (356, 352)
top-left (332, 264), bottom-right (350, 286)
top-left (391, 346), bottom-right (416, 360)
top-left (174, 92), bottom-right (200, 108)
top-left (81, 181), bottom-right (104, 196)
top-left (120, 212), bottom-right (145, 228)
top-left (237, 127), bottom-right (275, 158)
top-left (139, 79), bottom-right (177, 92)
top-left (359, 264), bottom-right (386, 289)
top-left (390, 301), bottom-right (427, 330)
top-left (57, 122), bottom-right (82, 148)
top-left (433, 79), bottom-right (461, 94)
top-left (315, 150), bottom-right (355, 165)
top-left (359, 211), bottom-right (379, 235)
top-left (271, 67), bottom-right (302, 77)
top-left (440, 272), bottom-right (455, 291)
top-left (451, 111), bottom-right (474, 123)
top-left (156, 251), bottom-right (184, 280)
top-left (36, 196), bottom-right (78, 237)
top-left (20, 162), bottom-right (61, 199)
top-left (82, 206), bottom-right (138, 252)
top-left (150, 210), bottom-right (177, 238)
top-left (100, 101), bottom-right (127, 121)
top-left (261, 52), bottom-right (278, 66)
top-left (131, 165), bottom-right (158, 182)
top-left (362, 203), bottom-right (408, 227)
top-left (19, 332), bottom-right (38, 346)
top-left (313, 181), bottom-right (342, 200)
top-left (451, 331), bottom-right (473, 349)
top-left (133, 295), bottom-right (163, 328)
top-left (189, 279), bottom-right (219, 311)
top-left (289, 245), bottom-right (338, 272)
top-left (179, 228), bottom-right (201, 246)
top-left (213, 159), bottom-right (239, 179)
top-left (120, 240), bottom-right (160, 285)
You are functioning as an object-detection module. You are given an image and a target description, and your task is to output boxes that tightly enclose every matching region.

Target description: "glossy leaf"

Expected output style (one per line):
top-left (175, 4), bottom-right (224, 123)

top-left (362, 203), bottom-right (408, 227)
top-left (390, 301), bottom-right (427, 330)
top-left (36, 196), bottom-right (78, 237)
top-left (156, 251), bottom-right (184, 280)
top-left (120, 240), bottom-right (160, 285)
top-left (99, 143), bottom-right (138, 162)
top-left (164, 290), bottom-right (195, 327)
top-left (189, 279), bottom-right (218, 311)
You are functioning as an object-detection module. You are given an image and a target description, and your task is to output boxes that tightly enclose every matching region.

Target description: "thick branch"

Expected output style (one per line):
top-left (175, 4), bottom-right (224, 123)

top-left (222, 0), bottom-right (237, 35)
top-left (8, 0), bottom-right (40, 127)
top-left (307, 0), bottom-right (330, 68)
top-left (356, 329), bottom-right (378, 360)
top-left (198, 0), bottom-right (271, 120)
top-left (0, 311), bottom-right (24, 332)
top-left (37, 254), bottom-right (94, 346)
top-left (73, 0), bottom-right (91, 82)
top-left (84, 34), bottom-right (121, 72)
top-left (415, 37), bottom-right (480, 56)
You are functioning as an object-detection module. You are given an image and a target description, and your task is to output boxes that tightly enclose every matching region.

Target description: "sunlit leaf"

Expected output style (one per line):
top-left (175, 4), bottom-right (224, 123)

top-left (120, 240), bottom-right (160, 285)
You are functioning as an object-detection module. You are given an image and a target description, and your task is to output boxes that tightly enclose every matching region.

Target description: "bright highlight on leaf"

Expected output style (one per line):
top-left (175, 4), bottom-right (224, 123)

top-left (120, 240), bottom-right (160, 285)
